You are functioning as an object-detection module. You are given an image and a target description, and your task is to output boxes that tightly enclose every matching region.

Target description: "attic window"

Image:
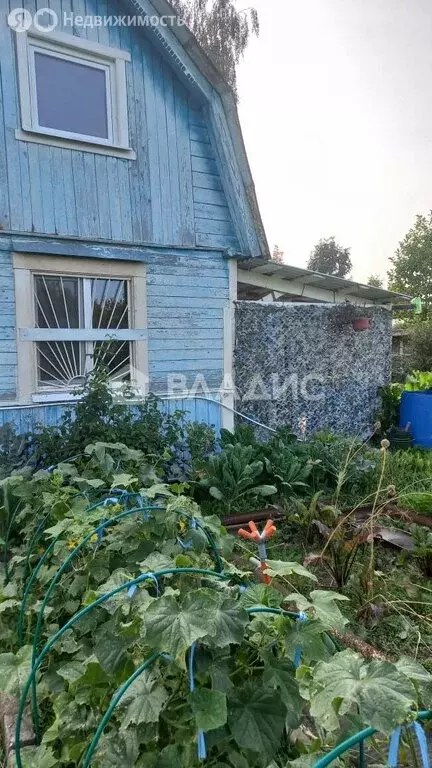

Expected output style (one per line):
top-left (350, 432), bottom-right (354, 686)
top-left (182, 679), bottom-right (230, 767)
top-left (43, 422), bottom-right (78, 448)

top-left (15, 28), bottom-right (134, 157)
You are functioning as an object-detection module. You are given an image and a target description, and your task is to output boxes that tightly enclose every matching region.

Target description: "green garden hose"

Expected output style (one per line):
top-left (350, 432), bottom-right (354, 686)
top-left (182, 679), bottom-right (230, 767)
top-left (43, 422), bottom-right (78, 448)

top-left (29, 504), bottom-right (161, 737)
top-left (15, 567), bottom-right (230, 768)
top-left (80, 605), bottom-right (325, 767)
top-left (80, 653), bottom-right (162, 768)
top-left (312, 711), bottom-right (432, 768)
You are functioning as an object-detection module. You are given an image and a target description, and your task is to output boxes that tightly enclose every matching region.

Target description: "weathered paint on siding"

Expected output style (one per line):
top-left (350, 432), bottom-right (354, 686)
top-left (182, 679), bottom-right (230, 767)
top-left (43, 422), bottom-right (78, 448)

top-left (0, 0), bottom-right (240, 252)
top-left (0, 395), bottom-right (222, 435)
top-left (0, 239), bottom-right (227, 399)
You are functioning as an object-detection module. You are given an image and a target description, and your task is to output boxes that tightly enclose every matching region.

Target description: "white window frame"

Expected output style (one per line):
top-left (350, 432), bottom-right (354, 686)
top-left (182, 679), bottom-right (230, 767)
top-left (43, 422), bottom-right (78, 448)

top-left (15, 28), bottom-right (134, 157)
top-left (13, 254), bottom-right (148, 404)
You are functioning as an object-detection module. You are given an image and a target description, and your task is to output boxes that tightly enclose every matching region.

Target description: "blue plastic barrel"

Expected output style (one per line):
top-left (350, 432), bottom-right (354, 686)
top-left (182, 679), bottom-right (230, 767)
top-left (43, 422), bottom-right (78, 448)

top-left (400, 391), bottom-right (432, 448)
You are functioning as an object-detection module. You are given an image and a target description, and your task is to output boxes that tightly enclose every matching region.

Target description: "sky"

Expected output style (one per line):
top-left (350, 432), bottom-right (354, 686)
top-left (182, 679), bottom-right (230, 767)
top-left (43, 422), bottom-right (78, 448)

top-left (236, 0), bottom-right (432, 284)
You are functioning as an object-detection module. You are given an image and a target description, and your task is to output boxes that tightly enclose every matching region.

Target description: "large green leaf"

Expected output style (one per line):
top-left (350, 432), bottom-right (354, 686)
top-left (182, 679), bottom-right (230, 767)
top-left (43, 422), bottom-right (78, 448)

top-left (17, 744), bottom-right (57, 768)
top-left (189, 688), bottom-right (227, 731)
top-left (239, 584), bottom-right (283, 610)
top-left (119, 670), bottom-right (168, 728)
top-left (228, 683), bottom-right (286, 755)
top-left (204, 597), bottom-right (249, 648)
top-left (94, 630), bottom-right (132, 673)
top-left (264, 560), bottom-right (317, 582)
top-left (253, 485), bottom-right (278, 497)
top-left (310, 650), bottom-right (417, 732)
top-left (395, 656), bottom-right (432, 700)
top-left (286, 590), bottom-right (349, 631)
top-left (261, 653), bottom-right (303, 728)
top-left (284, 618), bottom-right (332, 664)
top-left (142, 590), bottom-right (218, 658)
top-left (95, 730), bottom-right (139, 767)
top-left (0, 645), bottom-right (33, 696)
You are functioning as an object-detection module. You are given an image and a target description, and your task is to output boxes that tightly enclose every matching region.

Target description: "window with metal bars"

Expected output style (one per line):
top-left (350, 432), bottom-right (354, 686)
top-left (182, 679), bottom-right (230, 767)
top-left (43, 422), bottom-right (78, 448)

top-left (34, 274), bottom-right (132, 390)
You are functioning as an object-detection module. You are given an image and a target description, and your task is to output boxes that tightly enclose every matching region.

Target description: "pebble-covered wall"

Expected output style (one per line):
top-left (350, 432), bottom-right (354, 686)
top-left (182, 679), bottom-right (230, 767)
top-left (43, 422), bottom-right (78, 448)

top-left (234, 302), bottom-right (392, 437)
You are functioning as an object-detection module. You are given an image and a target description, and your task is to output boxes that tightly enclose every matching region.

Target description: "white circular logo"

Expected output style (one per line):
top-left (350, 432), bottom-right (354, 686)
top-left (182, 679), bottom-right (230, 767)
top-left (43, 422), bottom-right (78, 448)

top-left (7, 8), bottom-right (32, 32)
top-left (34, 7), bottom-right (58, 32)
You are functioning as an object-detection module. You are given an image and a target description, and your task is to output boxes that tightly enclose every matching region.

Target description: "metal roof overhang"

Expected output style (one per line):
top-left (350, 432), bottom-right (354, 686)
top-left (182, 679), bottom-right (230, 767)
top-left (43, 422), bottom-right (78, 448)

top-left (237, 259), bottom-right (411, 307)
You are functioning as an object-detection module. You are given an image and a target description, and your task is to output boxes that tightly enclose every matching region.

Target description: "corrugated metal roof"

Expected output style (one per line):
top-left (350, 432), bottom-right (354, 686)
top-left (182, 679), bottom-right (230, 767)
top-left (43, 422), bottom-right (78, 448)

top-left (237, 259), bottom-right (411, 304)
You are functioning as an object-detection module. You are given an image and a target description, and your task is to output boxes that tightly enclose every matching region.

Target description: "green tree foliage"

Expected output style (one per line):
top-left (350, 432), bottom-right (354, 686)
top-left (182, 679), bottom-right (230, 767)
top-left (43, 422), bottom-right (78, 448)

top-left (388, 211), bottom-right (432, 318)
top-left (307, 237), bottom-right (352, 278)
top-left (170, 0), bottom-right (259, 95)
top-left (272, 244), bottom-right (284, 264)
top-left (367, 274), bottom-right (384, 287)
top-left (407, 321), bottom-right (432, 371)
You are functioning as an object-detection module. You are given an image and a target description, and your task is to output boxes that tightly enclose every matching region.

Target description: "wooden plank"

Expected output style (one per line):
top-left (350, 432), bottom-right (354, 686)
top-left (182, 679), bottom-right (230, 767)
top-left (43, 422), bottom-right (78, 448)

top-left (195, 217), bottom-right (236, 237)
top-left (18, 142), bottom-right (33, 232)
top-left (117, 159), bottom-right (133, 241)
top-left (38, 146), bottom-right (56, 234)
top-left (193, 187), bottom-right (228, 207)
top-left (143, 45), bottom-right (163, 243)
top-left (51, 146), bottom-right (68, 235)
top-left (0, 13), bottom-right (23, 232)
top-left (164, 63), bottom-right (182, 244)
top-left (191, 155), bottom-right (219, 176)
top-left (0, 328), bottom-right (17, 340)
top-left (94, 155), bottom-right (112, 240)
top-left (148, 314), bottom-right (222, 328)
top-left (148, 296), bottom-right (226, 309)
top-left (132, 38), bottom-right (152, 242)
top-left (148, 286), bottom-right (228, 300)
top-left (147, 273), bottom-right (228, 288)
top-left (0, 52), bottom-right (10, 229)
top-left (189, 107), bottom-right (205, 127)
top-left (151, 328), bottom-right (222, 340)
top-left (190, 125), bottom-right (210, 144)
top-left (61, 148), bottom-right (78, 235)
top-left (27, 145), bottom-right (44, 232)
top-left (147, 266), bottom-right (228, 280)
top-left (176, 88), bottom-right (194, 246)
top-left (72, 152), bottom-right (90, 237)
top-left (83, 153), bottom-right (100, 237)
top-left (106, 157), bottom-right (123, 240)
top-left (196, 233), bottom-right (240, 250)
top-left (194, 202), bottom-right (231, 222)
top-left (149, 358), bottom-right (222, 372)
top-left (190, 139), bottom-right (215, 159)
top-left (151, 339), bottom-right (223, 352)
top-left (0, 303), bottom-right (15, 316)
top-left (0, 353), bottom-right (18, 366)
top-left (153, 51), bottom-right (171, 243)
top-left (0, 341), bottom-right (17, 353)
top-left (193, 171), bottom-right (223, 191)
top-left (123, 42), bottom-right (142, 242)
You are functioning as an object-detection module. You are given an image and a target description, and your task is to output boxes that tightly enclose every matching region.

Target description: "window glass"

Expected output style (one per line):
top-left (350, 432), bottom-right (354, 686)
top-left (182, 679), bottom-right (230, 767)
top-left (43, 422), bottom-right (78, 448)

top-left (33, 274), bottom-right (131, 390)
top-left (34, 51), bottom-right (109, 138)
top-left (92, 279), bottom-right (129, 329)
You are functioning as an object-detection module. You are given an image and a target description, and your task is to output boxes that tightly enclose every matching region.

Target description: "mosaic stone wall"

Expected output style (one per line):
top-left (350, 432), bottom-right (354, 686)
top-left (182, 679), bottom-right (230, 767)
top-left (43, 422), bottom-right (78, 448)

top-left (234, 302), bottom-right (392, 437)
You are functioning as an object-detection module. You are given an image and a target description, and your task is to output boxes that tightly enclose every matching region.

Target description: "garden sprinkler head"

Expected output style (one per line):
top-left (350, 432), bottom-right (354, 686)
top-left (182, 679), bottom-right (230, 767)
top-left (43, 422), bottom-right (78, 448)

top-left (238, 520), bottom-right (277, 585)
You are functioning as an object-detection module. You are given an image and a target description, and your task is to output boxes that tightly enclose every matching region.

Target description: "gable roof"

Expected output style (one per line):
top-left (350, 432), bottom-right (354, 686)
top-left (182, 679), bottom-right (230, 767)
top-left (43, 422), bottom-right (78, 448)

top-left (125, 0), bottom-right (270, 259)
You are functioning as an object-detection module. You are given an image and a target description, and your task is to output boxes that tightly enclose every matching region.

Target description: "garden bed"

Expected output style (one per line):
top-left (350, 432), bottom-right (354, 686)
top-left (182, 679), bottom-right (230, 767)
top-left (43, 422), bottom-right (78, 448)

top-left (1, 377), bottom-right (432, 766)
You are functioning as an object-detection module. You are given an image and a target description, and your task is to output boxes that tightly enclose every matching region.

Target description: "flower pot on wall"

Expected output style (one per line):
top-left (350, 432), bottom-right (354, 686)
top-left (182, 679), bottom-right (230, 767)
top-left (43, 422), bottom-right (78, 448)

top-left (352, 317), bottom-right (371, 332)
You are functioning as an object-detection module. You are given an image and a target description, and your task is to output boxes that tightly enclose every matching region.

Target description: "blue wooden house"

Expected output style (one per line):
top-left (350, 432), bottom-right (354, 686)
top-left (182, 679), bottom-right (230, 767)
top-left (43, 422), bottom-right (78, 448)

top-left (0, 0), bottom-right (269, 434)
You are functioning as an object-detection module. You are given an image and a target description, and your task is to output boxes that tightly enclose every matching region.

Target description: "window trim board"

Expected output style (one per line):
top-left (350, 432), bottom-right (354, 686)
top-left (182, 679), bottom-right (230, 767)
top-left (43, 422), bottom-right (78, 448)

top-left (15, 28), bottom-right (132, 153)
top-left (13, 254), bottom-right (148, 404)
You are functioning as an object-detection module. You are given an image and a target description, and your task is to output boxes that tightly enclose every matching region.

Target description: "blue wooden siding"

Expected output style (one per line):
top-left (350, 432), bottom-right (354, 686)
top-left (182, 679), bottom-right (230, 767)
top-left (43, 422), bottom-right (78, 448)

top-left (0, 0), bottom-right (240, 252)
top-left (0, 239), bottom-right (227, 399)
top-left (0, 242), bottom-right (17, 400)
top-left (0, 396), bottom-right (222, 435)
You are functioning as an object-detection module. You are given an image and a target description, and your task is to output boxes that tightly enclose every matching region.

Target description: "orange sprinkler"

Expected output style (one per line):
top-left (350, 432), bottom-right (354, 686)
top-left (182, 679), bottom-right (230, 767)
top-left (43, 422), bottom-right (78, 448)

top-left (237, 520), bottom-right (276, 584)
